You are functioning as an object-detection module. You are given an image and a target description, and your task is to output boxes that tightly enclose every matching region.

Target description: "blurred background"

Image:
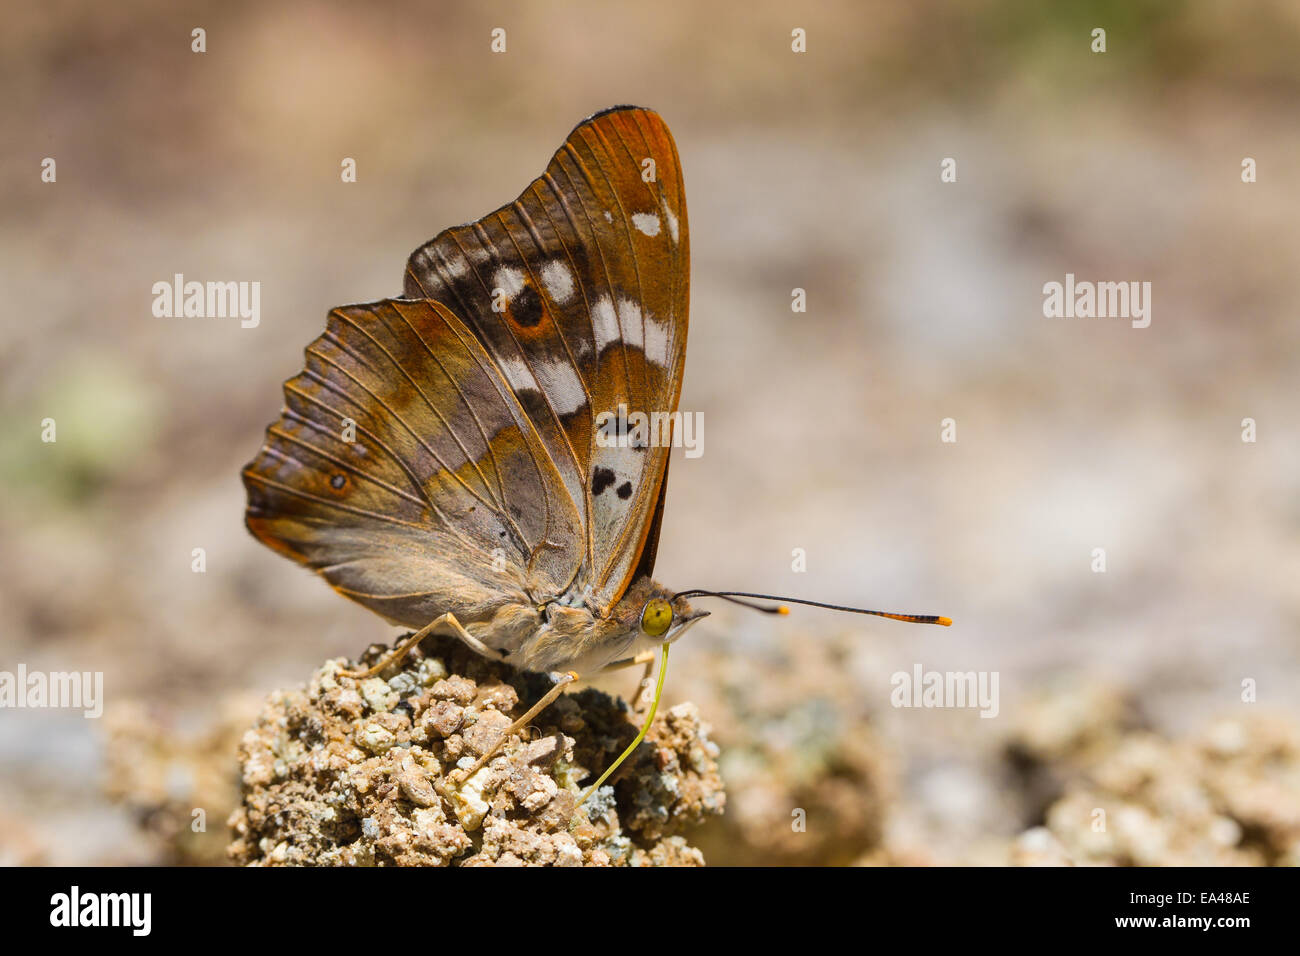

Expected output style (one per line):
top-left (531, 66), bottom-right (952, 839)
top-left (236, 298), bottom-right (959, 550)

top-left (2, 0), bottom-right (1298, 865)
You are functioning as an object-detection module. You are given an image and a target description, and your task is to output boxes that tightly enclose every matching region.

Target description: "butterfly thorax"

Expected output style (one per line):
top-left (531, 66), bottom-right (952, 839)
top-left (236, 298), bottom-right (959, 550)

top-left (499, 576), bottom-right (704, 676)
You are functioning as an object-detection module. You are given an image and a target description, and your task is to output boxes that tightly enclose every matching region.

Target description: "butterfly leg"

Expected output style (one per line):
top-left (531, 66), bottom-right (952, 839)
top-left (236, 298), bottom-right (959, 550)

top-left (339, 611), bottom-right (482, 679)
top-left (444, 670), bottom-right (579, 791)
top-left (600, 650), bottom-right (657, 671)
top-left (600, 650), bottom-right (658, 716)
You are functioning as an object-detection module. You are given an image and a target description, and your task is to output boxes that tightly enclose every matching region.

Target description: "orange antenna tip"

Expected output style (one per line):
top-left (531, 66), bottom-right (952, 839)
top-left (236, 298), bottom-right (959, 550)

top-left (777, 605), bottom-right (790, 615)
top-left (937, 616), bottom-right (953, 627)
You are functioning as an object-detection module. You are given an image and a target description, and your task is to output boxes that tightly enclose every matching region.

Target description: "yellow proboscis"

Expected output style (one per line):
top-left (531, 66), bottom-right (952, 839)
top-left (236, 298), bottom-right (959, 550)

top-left (575, 642), bottom-right (670, 811)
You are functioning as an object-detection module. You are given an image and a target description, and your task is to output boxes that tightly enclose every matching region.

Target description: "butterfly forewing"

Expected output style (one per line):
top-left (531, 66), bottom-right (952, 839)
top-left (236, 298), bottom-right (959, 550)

top-left (403, 106), bottom-right (689, 614)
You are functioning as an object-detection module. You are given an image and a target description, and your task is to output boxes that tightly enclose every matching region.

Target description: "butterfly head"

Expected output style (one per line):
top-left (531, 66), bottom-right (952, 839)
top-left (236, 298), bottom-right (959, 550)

top-left (607, 577), bottom-right (708, 650)
top-left (638, 592), bottom-right (708, 644)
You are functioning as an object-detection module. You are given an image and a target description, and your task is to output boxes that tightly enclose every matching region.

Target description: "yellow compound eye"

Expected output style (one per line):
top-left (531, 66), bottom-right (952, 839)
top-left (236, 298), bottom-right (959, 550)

top-left (641, 598), bottom-right (673, 637)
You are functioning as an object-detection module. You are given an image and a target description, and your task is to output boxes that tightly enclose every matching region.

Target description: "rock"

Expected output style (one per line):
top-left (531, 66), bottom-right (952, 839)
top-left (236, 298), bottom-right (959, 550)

top-left (227, 630), bottom-right (725, 866)
top-left (1007, 701), bottom-right (1300, 866)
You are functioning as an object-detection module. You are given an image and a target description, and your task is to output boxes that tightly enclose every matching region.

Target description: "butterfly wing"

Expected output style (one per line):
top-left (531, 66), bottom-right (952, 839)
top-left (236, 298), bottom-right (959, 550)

top-left (403, 106), bottom-right (690, 616)
top-left (242, 297), bottom-right (584, 629)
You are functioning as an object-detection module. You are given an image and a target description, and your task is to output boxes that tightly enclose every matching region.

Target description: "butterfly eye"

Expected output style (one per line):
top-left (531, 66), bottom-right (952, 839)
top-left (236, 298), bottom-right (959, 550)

top-left (640, 598), bottom-right (673, 637)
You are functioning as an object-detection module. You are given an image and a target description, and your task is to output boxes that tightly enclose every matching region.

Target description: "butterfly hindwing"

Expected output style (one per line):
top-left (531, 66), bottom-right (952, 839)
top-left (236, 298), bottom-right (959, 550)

top-left (242, 298), bottom-right (584, 628)
top-left (403, 106), bottom-right (690, 615)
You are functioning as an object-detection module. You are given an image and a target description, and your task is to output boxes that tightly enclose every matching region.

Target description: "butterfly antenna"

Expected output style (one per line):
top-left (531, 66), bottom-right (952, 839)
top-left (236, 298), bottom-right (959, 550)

top-left (672, 590), bottom-right (952, 626)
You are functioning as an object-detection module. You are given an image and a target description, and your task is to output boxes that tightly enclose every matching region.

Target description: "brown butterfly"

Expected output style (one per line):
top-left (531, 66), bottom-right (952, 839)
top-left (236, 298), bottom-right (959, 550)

top-left (242, 106), bottom-right (948, 806)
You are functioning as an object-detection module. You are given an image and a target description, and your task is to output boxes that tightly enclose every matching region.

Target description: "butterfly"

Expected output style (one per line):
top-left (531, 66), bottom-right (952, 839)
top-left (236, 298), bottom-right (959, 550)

top-left (242, 106), bottom-right (949, 810)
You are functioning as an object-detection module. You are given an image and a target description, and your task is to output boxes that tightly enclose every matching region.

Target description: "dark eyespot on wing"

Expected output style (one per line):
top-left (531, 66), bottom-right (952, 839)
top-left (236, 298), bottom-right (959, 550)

top-left (330, 473), bottom-right (347, 490)
top-left (616, 481), bottom-right (633, 500)
top-left (510, 285), bottom-right (544, 328)
top-left (593, 466), bottom-right (616, 496)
